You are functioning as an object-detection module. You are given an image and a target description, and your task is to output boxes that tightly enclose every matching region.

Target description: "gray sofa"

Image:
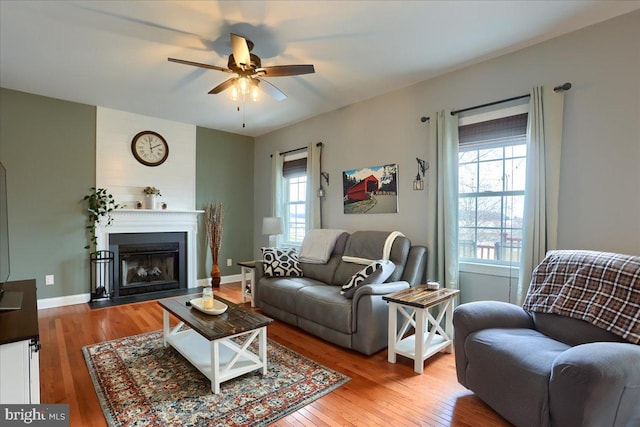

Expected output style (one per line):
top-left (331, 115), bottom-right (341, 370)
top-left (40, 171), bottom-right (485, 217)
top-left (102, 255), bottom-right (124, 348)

top-left (253, 231), bottom-right (428, 355)
top-left (453, 250), bottom-right (640, 427)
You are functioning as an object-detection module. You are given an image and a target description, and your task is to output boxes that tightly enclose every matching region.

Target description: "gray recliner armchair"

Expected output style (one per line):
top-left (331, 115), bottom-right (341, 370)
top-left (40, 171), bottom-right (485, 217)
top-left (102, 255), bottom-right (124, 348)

top-left (453, 250), bottom-right (640, 427)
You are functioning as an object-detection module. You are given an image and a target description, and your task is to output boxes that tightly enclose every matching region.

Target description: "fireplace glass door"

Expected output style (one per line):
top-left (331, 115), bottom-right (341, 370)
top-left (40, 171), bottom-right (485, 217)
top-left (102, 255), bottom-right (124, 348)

top-left (118, 242), bottom-right (180, 296)
top-left (122, 250), bottom-right (177, 288)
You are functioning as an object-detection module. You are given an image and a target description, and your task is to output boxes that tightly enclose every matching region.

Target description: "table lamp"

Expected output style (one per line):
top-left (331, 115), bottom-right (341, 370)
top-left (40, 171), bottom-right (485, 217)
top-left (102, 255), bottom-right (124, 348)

top-left (262, 217), bottom-right (283, 247)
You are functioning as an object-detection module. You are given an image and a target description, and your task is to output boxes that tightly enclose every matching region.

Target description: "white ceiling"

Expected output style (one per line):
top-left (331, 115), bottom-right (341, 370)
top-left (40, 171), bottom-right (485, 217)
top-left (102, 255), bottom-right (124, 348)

top-left (1, 1), bottom-right (639, 137)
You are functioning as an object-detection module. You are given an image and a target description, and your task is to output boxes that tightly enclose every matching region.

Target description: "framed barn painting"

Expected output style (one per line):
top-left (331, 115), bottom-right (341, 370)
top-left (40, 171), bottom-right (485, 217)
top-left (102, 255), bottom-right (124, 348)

top-left (342, 163), bottom-right (398, 214)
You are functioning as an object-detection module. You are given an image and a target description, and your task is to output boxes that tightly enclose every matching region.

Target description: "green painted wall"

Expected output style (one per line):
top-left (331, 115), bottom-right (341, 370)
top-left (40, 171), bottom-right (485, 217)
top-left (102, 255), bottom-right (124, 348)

top-left (196, 127), bottom-right (254, 279)
top-left (0, 88), bottom-right (96, 299)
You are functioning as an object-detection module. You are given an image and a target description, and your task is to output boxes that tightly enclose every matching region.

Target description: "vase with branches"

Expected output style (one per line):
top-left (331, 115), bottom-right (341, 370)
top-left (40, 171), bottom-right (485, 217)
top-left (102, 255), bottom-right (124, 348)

top-left (204, 202), bottom-right (224, 288)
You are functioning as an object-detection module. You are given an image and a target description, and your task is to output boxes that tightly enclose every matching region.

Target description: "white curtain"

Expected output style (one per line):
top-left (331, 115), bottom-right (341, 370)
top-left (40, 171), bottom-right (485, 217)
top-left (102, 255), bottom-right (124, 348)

top-left (427, 110), bottom-right (459, 289)
top-left (270, 151), bottom-right (284, 246)
top-left (517, 86), bottom-right (565, 304)
top-left (306, 143), bottom-right (322, 231)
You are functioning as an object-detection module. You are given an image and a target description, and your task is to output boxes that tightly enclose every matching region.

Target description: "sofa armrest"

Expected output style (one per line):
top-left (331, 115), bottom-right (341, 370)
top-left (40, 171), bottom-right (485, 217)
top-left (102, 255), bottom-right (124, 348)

top-left (453, 301), bottom-right (534, 387)
top-left (353, 280), bottom-right (411, 299)
top-left (351, 281), bottom-right (410, 337)
top-left (550, 342), bottom-right (640, 427)
top-left (253, 261), bottom-right (265, 304)
top-left (349, 281), bottom-right (411, 355)
top-left (453, 301), bottom-right (534, 335)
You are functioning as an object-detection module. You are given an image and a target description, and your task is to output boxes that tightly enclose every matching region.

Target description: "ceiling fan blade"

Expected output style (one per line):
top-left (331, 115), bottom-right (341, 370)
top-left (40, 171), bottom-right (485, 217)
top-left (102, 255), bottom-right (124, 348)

top-left (257, 79), bottom-right (287, 101)
top-left (208, 77), bottom-right (238, 94)
top-left (168, 58), bottom-right (232, 73)
top-left (230, 33), bottom-right (251, 70)
top-left (257, 65), bottom-right (315, 77)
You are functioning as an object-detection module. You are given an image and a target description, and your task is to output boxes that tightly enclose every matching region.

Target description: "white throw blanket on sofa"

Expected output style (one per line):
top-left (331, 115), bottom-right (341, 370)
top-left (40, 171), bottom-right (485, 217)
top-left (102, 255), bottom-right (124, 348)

top-left (299, 229), bottom-right (347, 264)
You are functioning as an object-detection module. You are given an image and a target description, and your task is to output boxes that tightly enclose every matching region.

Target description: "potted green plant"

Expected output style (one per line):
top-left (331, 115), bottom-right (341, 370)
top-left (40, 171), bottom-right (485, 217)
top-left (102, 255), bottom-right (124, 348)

top-left (83, 187), bottom-right (121, 253)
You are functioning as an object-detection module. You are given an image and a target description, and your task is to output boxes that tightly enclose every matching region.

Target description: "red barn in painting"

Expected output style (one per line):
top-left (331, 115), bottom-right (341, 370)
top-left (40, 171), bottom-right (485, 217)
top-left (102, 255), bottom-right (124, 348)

top-left (346, 175), bottom-right (379, 202)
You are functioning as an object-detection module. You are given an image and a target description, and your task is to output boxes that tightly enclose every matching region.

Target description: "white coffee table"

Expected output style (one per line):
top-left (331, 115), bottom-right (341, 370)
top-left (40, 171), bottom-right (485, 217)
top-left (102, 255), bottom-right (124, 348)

top-left (158, 294), bottom-right (273, 393)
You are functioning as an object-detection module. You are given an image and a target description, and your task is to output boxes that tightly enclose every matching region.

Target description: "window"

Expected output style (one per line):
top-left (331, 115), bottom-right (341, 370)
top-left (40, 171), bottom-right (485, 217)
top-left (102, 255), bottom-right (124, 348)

top-left (458, 112), bottom-right (528, 266)
top-left (282, 155), bottom-right (307, 246)
top-left (283, 175), bottom-right (307, 245)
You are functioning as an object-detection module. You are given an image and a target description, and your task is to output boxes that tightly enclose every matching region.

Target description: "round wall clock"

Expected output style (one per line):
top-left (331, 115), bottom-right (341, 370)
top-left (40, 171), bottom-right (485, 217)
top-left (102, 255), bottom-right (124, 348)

top-left (131, 130), bottom-right (169, 166)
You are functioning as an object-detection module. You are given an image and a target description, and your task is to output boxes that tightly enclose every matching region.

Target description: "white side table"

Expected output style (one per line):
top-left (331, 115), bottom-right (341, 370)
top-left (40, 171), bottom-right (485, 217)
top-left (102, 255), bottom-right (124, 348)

top-left (384, 287), bottom-right (460, 374)
top-left (237, 260), bottom-right (256, 307)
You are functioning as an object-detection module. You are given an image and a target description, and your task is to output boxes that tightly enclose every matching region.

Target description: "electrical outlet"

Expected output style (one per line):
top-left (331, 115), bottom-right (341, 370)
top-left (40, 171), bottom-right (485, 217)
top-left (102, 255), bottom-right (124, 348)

top-left (45, 275), bottom-right (55, 286)
top-left (227, 258), bottom-right (232, 267)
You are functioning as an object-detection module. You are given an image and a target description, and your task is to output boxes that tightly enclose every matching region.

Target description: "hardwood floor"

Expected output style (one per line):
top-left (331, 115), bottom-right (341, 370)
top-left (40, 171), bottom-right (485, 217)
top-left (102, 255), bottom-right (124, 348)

top-left (37, 283), bottom-right (512, 427)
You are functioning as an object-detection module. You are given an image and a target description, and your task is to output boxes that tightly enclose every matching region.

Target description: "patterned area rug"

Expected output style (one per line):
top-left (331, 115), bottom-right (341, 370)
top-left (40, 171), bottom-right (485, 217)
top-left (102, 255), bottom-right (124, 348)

top-left (83, 330), bottom-right (350, 426)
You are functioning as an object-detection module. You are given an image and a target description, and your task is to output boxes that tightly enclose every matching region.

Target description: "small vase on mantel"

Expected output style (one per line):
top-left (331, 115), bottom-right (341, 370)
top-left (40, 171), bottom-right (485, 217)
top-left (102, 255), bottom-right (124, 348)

top-left (144, 194), bottom-right (157, 210)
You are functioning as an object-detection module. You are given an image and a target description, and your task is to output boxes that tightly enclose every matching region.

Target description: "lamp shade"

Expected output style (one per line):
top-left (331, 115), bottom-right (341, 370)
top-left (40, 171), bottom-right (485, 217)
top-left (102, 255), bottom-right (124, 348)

top-left (262, 217), bottom-right (283, 235)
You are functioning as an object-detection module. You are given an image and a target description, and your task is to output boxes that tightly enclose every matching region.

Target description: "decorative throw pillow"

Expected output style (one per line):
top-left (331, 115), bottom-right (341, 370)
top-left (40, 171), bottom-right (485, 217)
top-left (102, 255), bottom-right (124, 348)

top-left (341, 259), bottom-right (395, 298)
top-left (261, 247), bottom-right (303, 277)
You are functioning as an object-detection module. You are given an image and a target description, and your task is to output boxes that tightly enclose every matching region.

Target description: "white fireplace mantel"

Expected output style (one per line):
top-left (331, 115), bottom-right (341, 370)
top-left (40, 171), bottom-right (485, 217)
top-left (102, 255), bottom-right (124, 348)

top-left (96, 209), bottom-right (204, 288)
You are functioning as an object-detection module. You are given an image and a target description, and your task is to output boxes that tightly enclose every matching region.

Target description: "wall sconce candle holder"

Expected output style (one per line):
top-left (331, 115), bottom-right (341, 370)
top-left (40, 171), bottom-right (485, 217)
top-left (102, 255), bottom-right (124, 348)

top-left (413, 157), bottom-right (428, 191)
top-left (318, 171), bottom-right (330, 197)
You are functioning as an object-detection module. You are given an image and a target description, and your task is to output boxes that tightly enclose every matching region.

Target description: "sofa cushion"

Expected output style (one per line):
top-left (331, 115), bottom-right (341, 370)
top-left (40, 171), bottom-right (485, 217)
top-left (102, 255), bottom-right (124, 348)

top-left (299, 233), bottom-right (349, 284)
top-left (301, 258), bottom-right (339, 284)
top-left (333, 235), bottom-right (410, 285)
top-left (296, 285), bottom-right (354, 334)
top-left (465, 328), bottom-right (570, 427)
top-left (259, 277), bottom-right (322, 313)
top-left (532, 312), bottom-right (629, 346)
top-left (340, 259), bottom-right (395, 298)
top-left (261, 247), bottom-right (302, 277)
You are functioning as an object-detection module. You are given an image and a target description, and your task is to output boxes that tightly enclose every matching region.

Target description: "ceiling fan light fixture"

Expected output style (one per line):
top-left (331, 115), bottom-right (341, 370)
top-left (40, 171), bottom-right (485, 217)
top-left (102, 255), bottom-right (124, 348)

top-left (239, 77), bottom-right (248, 93)
top-left (230, 77), bottom-right (259, 103)
top-left (170, 33), bottom-right (315, 127)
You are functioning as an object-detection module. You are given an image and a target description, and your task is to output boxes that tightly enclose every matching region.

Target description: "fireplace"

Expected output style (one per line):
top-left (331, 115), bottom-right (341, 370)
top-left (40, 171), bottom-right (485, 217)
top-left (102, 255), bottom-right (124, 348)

top-left (95, 209), bottom-right (202, 301)
top-left (109, 232), bottom-right (187, 298)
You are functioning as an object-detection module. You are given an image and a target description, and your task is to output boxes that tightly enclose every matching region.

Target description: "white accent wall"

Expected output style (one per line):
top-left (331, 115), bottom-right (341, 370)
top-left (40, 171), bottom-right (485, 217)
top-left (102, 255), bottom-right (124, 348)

top-left (94, 107), bottom-right (201, 291)
top-left (96, 107), bottom-right (196, 210)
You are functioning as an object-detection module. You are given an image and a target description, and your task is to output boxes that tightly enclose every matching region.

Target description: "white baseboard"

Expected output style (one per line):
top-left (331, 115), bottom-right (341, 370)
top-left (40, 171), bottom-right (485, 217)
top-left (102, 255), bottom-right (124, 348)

top-left (37, 293), bottom-right (91, 310)
top-left (37, 275), bottom-right (242, 309)
top-left (195, 274), bottom-right (242, 288)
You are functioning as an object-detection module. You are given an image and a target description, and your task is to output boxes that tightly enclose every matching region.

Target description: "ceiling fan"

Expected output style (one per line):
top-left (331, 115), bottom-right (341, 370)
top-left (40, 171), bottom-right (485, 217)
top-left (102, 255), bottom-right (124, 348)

top-left (168, 33), bottom-right (315, 101)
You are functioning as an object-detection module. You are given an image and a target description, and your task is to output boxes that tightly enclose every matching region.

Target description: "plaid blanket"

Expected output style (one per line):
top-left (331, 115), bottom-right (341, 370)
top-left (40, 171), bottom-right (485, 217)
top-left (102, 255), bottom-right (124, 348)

top-left (522, 250), bottom-right (640, 344)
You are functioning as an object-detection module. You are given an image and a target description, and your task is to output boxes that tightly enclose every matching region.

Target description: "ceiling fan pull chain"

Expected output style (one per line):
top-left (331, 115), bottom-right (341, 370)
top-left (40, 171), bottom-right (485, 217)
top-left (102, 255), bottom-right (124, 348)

top-left (242, 95), bottom-right (247, 128)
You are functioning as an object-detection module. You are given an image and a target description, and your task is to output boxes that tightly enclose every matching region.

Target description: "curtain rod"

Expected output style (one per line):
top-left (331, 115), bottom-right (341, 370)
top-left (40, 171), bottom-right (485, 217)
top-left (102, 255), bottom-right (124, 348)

top-left (450, 82), bottom-right (572, 116)
top-left (451, 94), bottom-right (529, 116)
top-left (270, 142), bottom-right (323, 157)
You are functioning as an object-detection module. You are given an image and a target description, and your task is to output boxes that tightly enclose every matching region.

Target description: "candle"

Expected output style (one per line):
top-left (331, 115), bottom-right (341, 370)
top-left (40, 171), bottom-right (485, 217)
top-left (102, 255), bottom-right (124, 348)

top-left (202, 287), bottom-right (214, 309)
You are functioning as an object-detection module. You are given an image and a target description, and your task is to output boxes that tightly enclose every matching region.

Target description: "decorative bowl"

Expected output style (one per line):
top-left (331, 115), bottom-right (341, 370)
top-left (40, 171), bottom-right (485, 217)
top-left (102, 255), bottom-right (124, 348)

top-left (189, 297), bottom-right (228, 315)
